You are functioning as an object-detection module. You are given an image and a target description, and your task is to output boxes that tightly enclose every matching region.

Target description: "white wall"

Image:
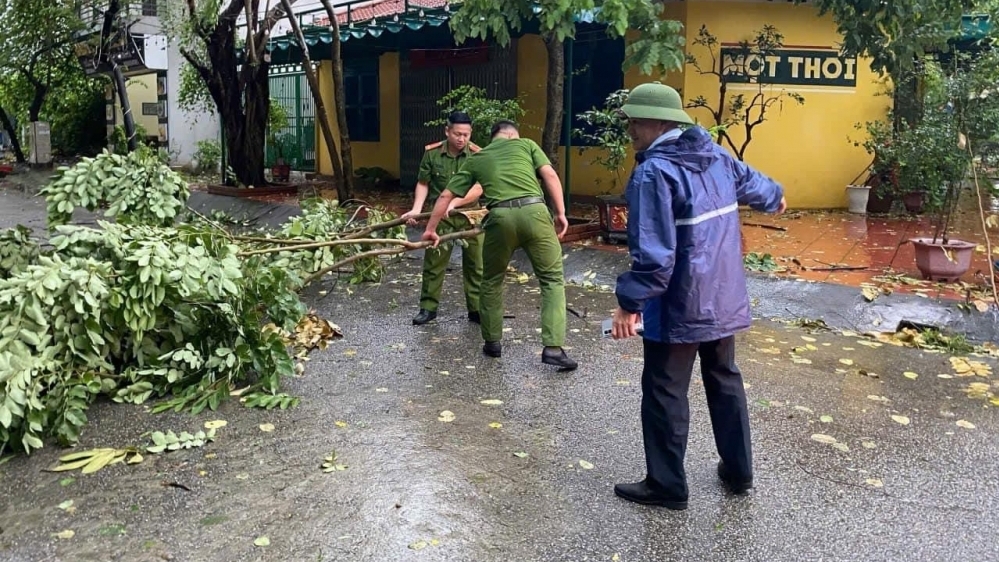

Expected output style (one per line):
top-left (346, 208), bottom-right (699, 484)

top-left (166, 41), bottom-right (220, 167)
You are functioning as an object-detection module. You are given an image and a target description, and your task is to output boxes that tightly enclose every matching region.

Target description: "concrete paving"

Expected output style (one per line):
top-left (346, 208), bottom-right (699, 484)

top-left (1, 186), bottom-right (998, 561)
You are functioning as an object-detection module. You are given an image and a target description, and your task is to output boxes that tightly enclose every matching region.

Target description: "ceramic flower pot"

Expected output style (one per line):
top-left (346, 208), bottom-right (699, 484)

top-left (866, 189), bottom-right (894, 214)
top-left (902, 191), bottom-right (926, 214)
top-left (910, 237), bottom-right (976, 282)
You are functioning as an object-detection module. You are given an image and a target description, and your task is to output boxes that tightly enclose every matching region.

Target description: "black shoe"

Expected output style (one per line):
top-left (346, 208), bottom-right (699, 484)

top-left (542, 347), bottom-right (578, 371)
top-left (467, 311), bottom-right (481, 324)
top-left (483, 341), bottom-right (502, 358)
top-left (717, 461), bottom-right (753, 495)
top-left (614, 480), bottom-right (688, 510)
top-left (412, 309), bottom-right (437, 325)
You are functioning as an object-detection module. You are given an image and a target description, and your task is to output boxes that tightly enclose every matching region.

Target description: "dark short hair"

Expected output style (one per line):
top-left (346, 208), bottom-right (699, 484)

top-left (490, 119), bottom-right (519, 138)
top-left (447, 111), bottom-right (472, 126)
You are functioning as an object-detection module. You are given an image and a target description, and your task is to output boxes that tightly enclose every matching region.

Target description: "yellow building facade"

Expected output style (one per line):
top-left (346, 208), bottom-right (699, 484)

top-left (316, 0), bottom-right (888, 209)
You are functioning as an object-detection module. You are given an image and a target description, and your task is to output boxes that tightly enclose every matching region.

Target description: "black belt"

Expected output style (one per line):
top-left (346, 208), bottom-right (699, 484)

top-left (489, 196), bottom-right (545, 209)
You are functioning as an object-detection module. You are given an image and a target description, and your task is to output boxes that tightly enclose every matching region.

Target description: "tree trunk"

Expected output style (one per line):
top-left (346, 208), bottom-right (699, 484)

top-left (281, 0), bottom-right (347, 201)
top-left (320, 0), bottom-right (355, 199)
top-left (0, 107), bottom-right (26, 163)
top-left (27, 83), bottom-right (47, 122)
top-left (541, 33), bottom-right (564, 168)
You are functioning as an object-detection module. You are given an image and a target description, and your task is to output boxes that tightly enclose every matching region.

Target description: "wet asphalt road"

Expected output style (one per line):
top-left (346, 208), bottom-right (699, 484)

top-left (1, 251), bottom-right (998, 562)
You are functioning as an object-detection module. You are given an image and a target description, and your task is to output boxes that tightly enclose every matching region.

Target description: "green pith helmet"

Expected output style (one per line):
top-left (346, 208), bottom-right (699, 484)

top-left (619, 82), bottom-right (694, 125)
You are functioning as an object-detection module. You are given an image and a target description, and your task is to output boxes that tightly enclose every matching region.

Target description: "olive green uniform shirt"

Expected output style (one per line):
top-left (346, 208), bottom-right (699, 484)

top-left (445, 138), bottom-right (551, 208)
top-left (417, 141), bottom-right (477, 199)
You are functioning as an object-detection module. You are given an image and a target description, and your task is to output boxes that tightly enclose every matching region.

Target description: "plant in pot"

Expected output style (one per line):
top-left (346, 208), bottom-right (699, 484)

top-left (903, 52), bottom-right (993, 282)
top-left (267, 100), bottom-right (292, 183)
top-left (573, 89), bottom-right (631, 244)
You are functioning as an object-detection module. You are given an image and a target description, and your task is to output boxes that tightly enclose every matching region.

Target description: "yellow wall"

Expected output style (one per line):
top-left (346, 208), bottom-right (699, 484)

top-left (118, 73), bottom-right (159, 137)
top-left (317, 53), bottom-right (401, 178)
top-left (682, 1), bottom-right (888, 209)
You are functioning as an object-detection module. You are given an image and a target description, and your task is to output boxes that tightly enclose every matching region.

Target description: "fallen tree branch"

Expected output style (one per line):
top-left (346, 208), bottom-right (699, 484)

top-left (302, 229), bottom-right (481, 287)
top-left (743, 222), bottom-right (788, 232)
top-left (239, 235), bottom-right (438, 257)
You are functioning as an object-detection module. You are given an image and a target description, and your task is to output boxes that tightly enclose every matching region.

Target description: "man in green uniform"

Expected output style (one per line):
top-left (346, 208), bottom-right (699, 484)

top-left (400, 111), bottom-right (484, 326)
top-left (422, 120), bottom-right (577, 371)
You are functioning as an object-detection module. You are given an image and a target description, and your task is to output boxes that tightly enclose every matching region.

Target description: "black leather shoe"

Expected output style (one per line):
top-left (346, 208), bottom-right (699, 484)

top-left (718, 461), bottom-right (753, 495)
top-left (467, 311), bottom-right (481, 324)
top-left (542, 347), bottom-right (578, 371)
top-left (614, 480), bottom-right (688, 510)
top-left (483, 341), bottom-right (502, 357)
top-left (412, 309), bottom-right (437, 325)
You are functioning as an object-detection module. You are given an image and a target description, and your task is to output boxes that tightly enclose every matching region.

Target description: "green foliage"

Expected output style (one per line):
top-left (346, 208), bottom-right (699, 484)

top-left (686, 25), bottom-right (805, 161)
top-left (2, 160), bottom-right (407, 455)
top-left (194, 140), bottom-right (223, 175)
top-left (269, 198), bottom-right (406, 284)
top-left (808, 0), bottom-right (973, 75)
top-left (855, 113), bottom-right (964, 210)
top-left (146, 429), bottom-right (216, 454)
top-left (449, 0), bottom-right (685, 77)
top-left (743, 252), bottom-right (782, 272)
top-left (44, 78), bottom-right (108, 157)
top-left (0, 0), bottom-right (87, 120)
top-left (176, 61), bottom-right (215, 116)
top-left (573, 89), bottom-right (631, 192)
top-left (0, 220), bottom-right (306, 454)
top-left (40, 148), bottom-right (191, 228)
top-left (425, 85), bottom-right (527, 147)
top-left (0, 226), bottom-right (39, 278)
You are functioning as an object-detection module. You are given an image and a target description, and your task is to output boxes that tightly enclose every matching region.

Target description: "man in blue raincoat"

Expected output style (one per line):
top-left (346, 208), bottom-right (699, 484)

top-left (609, 82), bottom-right (787, 511)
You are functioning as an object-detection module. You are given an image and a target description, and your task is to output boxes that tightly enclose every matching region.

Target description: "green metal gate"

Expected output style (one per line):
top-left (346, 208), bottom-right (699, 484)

top-left (267, 64), bottom-right (316, 171)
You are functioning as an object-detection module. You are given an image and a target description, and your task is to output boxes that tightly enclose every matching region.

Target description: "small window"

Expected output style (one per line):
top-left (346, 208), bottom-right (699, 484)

top-left (566, 33), bottom-right (625, 147)
top-left (343, 57), bottom-right (380, 142)
top-left (141, 0), bottom-right (158, 16)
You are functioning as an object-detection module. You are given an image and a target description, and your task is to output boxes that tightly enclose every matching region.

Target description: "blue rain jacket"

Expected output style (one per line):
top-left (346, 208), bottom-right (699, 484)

top-left (615, 126), bottom-right (784, 344)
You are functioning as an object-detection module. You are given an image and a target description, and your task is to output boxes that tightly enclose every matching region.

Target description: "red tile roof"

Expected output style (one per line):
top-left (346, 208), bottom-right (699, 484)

top-left (311, 0), bottom-right (449, 26)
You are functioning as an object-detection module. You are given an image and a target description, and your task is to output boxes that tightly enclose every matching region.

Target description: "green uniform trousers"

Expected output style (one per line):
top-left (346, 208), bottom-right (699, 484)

top-left (479, 204), bottom-right (566, 347)
top-left (420, 215), bottom-right (484, 313)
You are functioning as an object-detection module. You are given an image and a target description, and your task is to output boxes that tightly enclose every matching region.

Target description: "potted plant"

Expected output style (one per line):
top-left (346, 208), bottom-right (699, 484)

top-left (573, 89), bottom-right (631, 244)
top-left (267, 100), bottom-right (292, 183)
top-left (904, 54), bottom-right (988, 282)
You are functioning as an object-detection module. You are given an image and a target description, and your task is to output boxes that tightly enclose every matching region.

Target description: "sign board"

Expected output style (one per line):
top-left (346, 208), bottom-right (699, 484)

top-left (142, 103), bottom-right (159, 116)
top-left (720, 47), bottom-right (858, 88)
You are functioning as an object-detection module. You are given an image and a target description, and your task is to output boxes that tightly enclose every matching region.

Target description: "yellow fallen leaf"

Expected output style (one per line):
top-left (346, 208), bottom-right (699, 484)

top-left (861, 286), bottom-right (881, 302)
top-left (615, 379), bottom-right (631, 385)
top-left (956, 420), bottom-right (976, 429)
top-left (480, 399), bottom-right (503, 406)
top-left (612, 555), bottom-right (621, 562)
top-left (839, 358), bottom-right (854, 366)
top-left (334, 421), bottom-right (348, 428)
top-left (794, 406), bottom-right (814, 414)
top-left (891, 415), bottom-right (910, 426)
top-left (198, 470), bottom-right (207, 476)
top-left (409, 540), bottom-right (428, 550)
top-left (578, 459), bottom-right (594, 470)
top-left (832, 442), bottom-right (850, 453)
top-left (903, 371), bottom-right (919, 380)
top-left (950, 357), bottom-right (992, 377)
top-left (253, 536), bottom-right (270, 547)
top-left (800, 336), bottom-right (817, 342)
top-left (259, 423), bottom-right (275, 432)
top-left (862, 441), bottom-right (876, 449)
top-left (438, 410), bottom-right (456, 422)
top-left (810, 434), bottom-right (837, 444)
top-left (53, 530), bottom-right (75, 540)
top-left (865, 478), bottom-right (884, 488)
top-left (204, 420), bottom-right (227, 429)
top-left (758, 347), bottom-right (781, 354)
top-left (343, 349), bottom-right (357, 357)
top-left (867, 395), bottom-right (889, 403)
top-left (819, 415), bottom-right (834, 423)
top-left (488, 422), bottom-right (503, 429)
top-left (375, 388), bottom-right (388, 393)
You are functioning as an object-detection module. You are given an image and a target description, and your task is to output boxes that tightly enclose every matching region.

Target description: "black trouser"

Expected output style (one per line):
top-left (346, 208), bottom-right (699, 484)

top-left (641, 336), bottom-right (752, 499)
